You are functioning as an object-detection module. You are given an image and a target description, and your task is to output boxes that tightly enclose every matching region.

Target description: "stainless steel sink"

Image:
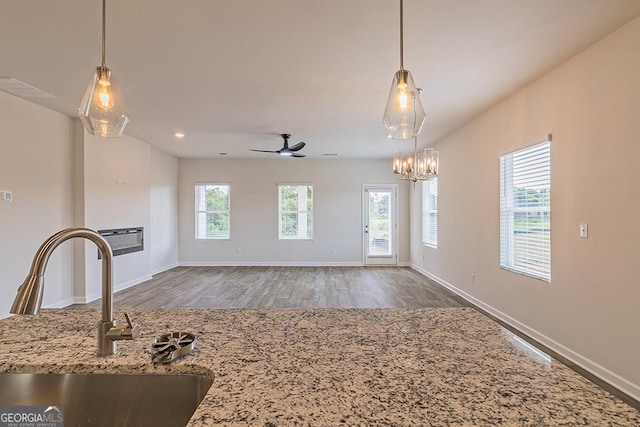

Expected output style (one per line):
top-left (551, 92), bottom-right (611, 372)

top-left (0, 373), bottom-right (213, 427)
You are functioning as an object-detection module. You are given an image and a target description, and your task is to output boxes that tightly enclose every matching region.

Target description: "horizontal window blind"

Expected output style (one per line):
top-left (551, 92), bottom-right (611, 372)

top-left (500, 141), bottom-right (550, 281)
top-left (422, 178), bottom-right (438, 247)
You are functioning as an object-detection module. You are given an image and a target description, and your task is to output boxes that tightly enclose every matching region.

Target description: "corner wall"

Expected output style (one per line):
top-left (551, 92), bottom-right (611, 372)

top-left (0, 90), bottom-right (179, 316)
top-left (150, 149), bottom-right (179, 274)
top-left (410, 16), bottom-right (640, 398)
top-left (0, 91), bottom-right (74, 318)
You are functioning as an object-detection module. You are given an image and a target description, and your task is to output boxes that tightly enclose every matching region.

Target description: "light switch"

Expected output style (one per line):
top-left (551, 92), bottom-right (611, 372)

top-left (0, 191), bottom-right (12, 202)
top-left (579, 223), bottom-right (588, 239)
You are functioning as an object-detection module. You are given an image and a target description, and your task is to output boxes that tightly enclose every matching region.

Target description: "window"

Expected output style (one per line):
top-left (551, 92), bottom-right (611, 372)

top-left (278, 184), bottom-right (313, 239)
top-left (422, 178), bottom-right (438, 247)
top-left (500, 141), bottom-right (551, 281)
top-left (195, 184), bottom-right (230, 239)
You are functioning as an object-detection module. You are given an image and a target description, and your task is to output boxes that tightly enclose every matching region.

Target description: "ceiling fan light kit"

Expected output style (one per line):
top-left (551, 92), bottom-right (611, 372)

top-left (78, 0), bottom-right (129, 138)
top-left (249, 134), bottom-right (307, 158)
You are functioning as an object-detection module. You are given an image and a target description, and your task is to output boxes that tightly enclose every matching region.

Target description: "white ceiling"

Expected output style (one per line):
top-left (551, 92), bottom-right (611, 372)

top-left (2, 1), bottom-right (640, 159)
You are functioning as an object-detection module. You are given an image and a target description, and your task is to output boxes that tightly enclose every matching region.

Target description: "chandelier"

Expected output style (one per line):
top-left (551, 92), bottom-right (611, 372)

top-left (393, 137), bottom-right (438, 188)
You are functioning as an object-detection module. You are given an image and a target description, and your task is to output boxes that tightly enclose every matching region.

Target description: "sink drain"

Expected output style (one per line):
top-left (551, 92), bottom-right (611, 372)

top-left (151, 332), bottom-right (196, 364)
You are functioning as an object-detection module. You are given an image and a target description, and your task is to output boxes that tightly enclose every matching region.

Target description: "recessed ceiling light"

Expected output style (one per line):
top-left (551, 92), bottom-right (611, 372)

top-left (173, 132), bottom-right (185, 139)
top-left (219, 153), bottom-right (228, 156)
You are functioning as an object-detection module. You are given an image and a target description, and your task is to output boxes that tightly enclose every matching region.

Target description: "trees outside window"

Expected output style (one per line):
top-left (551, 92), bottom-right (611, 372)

top-left (500, 141), bottom-right (551, 281)
top-left (279, 184), bottom-right (313, 239)
top-left (195, 184), bottom-right (230, 239)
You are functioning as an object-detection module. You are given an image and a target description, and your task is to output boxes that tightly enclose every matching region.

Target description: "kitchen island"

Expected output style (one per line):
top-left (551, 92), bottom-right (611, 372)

top-left (0, 307), bottom-right (638, 426)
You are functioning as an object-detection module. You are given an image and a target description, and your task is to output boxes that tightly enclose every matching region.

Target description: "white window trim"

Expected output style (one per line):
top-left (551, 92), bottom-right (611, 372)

top-left (499, 140), bottom-right (551, 282)
top-left (278, 183), bottom-right (313, 240)
top-left (195, 183), bottom-right (231, 240)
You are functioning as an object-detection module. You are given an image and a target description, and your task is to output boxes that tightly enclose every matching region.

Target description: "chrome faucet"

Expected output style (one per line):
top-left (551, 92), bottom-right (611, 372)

top-left (10, 227), bottom-right (139, 356)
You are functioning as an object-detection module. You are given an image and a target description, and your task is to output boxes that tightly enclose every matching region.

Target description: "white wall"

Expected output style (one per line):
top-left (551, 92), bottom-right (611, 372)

top-left (0, 92), bottom-right (180, 312)
top-left (74, 126), bottom-right (153, 301)
top-left (410, 16), bottom-right (640, 398)
top-left (179, 158), bottom-right (410, 265)
top-left (0, 91), bottom-right (74, 318)
top-left (150, 149), bottom-right (179, 274)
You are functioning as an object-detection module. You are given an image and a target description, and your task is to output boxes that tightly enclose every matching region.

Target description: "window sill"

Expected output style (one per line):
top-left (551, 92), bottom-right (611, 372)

top-left (500, 265), bottom-right (550, 283)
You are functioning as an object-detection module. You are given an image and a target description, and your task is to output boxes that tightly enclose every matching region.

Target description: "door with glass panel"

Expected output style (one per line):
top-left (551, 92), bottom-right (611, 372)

top-left (363, 185), bottom-right (397, 265)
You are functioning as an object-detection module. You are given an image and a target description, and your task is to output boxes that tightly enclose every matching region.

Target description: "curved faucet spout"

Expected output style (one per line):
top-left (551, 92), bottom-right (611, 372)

top-left (10, 227), bottom-right (137, 356)
top-left (11, 228), bottom-right (113, 320)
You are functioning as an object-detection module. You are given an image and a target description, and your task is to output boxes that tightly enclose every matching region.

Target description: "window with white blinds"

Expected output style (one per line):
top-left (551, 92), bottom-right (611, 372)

top-left (422, 178), bottom-right (438, 247)
top-left (500, 141), bottom-right (551, 281)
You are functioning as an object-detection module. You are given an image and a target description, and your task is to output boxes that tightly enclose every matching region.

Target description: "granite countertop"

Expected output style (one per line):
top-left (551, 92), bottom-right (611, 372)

top-left (0, 307), bottom-right (638, 426)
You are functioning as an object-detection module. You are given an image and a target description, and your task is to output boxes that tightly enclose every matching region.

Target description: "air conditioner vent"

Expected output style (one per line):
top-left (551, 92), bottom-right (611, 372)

top-left (0, 77), bottom-right (54, 98)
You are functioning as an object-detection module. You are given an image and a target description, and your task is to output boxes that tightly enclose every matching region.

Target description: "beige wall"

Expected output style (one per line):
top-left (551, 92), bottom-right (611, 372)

top-left (0, 91), bottom-right (74, 318)
top-left (179, 158), bottom-right (409, 265)
top-left (410, 16), bottom-right (640, 398)
top-left (0, 93), bottom-right (179, 315)
top-left (74, 128), bottom-right (153, 301)
top-left (150, 149), bottom-right (179, 273)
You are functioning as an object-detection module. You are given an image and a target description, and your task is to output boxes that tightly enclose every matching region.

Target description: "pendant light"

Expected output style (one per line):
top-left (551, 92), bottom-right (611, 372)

top-left (79, 0), bottom-right (129, 138)
top-left (383, 0), bottom-right (426, 140)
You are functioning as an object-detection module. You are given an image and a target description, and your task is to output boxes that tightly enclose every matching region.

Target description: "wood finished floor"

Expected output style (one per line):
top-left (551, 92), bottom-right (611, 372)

top-left (79, 266), bottom-right (469, 309)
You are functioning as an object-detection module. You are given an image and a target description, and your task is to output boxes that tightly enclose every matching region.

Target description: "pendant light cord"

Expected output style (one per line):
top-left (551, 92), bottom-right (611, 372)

top-left (101, 0), bottom-right (106, 67)
top-left (399, 0), bottom-right (404, 69)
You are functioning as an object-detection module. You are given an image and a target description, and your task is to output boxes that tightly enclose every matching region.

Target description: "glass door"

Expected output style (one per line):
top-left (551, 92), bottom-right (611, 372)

top-left (363, 185), bottom-right (397, 265)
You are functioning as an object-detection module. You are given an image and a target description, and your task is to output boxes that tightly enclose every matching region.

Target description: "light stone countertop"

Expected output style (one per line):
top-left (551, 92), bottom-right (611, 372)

top-left (0, 307), bottom-right (638, 426)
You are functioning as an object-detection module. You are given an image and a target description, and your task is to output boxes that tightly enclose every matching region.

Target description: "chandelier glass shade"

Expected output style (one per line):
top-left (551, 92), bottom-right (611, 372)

top-left (393, 138), bottom-right (438, 187)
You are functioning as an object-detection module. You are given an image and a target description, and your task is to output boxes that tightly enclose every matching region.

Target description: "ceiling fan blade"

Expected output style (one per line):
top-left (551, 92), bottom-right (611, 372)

top-left (291, 153), bottom-right (306, 158)
top-left (249, 149), bottom-right (279, 153)
top-left (289, 142), bottom-right (306, 152)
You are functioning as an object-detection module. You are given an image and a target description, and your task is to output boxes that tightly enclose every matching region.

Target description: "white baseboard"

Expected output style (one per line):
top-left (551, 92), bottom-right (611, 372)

top-left (44, 297), bottom-right (76, 309)
top-left (151, 262), bottom-right (179, 276)
top-left (179, 261), bottom-right (363, 267)
top-left (73, 274), bottom-right (153, 304)
top-left (410, 264), bottom-right (640, 402)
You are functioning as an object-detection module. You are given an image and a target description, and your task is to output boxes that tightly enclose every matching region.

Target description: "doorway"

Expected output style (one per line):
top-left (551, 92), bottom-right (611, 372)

top-left (363, 185), bottom-right (398, 265)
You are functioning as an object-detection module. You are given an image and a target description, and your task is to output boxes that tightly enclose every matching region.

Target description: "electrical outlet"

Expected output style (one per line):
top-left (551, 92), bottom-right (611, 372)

top-left (471, 273), bottom-right (476, 284)
top-left (331, 248), bottom-right (336, 255)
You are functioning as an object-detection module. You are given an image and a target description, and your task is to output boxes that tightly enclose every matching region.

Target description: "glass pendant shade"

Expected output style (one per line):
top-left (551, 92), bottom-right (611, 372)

top-left (79, 66), bottom-right (129, 138)
top-left (383, 69), bottom-right (426, 140)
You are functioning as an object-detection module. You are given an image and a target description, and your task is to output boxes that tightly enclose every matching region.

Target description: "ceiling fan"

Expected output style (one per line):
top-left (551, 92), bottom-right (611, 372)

top-left (250, 134), bottom-right (306, 157)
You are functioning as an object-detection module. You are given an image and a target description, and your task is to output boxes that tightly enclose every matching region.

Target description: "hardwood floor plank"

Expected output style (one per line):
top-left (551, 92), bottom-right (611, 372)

top-left (76, 266), bottom-right (469, 310)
